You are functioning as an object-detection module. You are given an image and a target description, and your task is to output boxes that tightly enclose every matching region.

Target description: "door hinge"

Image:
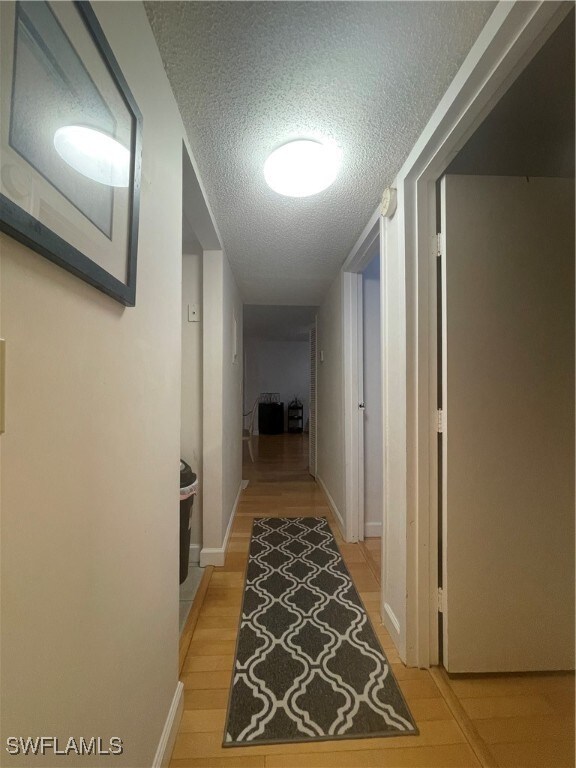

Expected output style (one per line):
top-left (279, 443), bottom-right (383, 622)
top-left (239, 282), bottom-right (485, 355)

top-left (436, 408), bottom-right (444, 433)
top-left (436, 232), bottom-right (444, 258)
top-left (437, 587), bottom-right (445, 613)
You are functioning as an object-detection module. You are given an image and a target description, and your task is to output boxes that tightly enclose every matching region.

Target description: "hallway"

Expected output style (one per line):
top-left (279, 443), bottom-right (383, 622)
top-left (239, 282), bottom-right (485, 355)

top-left (170, 434), bottom-right (574, 768)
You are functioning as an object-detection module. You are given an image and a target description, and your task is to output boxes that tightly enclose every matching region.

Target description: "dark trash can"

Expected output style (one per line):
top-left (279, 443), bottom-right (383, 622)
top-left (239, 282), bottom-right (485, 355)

top-left (179, 460), bottom-right (197, 584)
top-left (258, 402), bottom-right (284, 434)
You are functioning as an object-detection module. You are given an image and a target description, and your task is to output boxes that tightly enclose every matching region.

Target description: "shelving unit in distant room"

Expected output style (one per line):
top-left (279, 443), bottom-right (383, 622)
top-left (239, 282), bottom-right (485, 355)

top-left (287, 399), bottom-right (303, 433)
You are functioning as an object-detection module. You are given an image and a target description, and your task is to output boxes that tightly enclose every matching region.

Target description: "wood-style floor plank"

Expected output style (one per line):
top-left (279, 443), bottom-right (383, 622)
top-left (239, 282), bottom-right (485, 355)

top-left (490, 739), bottom-right (575, 768)
top-left (179, 709), bottom-right (227, 734)
top-left (172, 758), bottom-right (265, 768)
top-left (183, 655), bottom-right (234, 673)
top-left (459, 694), bottom-right (557, 720)
top-left (183, 689), bottom-right (230, 710)
top-left (182, 670), bottom-right (232, 690)
top-left (475, 714), bottom-right (575, 745)
top-left (264, 743), bottom-right (481, 768)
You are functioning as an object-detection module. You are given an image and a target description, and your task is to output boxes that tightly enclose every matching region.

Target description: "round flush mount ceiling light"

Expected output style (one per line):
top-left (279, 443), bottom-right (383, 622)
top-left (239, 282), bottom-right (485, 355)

top-left (264, 139), bottom-right (342, 197)
top-left (54, 126), bottom-right (130, 187)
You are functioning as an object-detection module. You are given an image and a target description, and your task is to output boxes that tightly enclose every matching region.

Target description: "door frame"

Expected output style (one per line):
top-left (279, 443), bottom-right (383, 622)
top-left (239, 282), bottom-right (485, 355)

top-left (309, 319), bottom-right (318, 478)
top-left (342, 214), bottom-right (380, 542)
top-left (396, 0), bottom-right (572, 667)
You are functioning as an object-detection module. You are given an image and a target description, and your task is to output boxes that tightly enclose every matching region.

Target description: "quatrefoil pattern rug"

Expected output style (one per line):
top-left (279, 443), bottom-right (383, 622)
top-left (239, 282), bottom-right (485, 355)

top-left (224, 517), bottom-right (417, 746)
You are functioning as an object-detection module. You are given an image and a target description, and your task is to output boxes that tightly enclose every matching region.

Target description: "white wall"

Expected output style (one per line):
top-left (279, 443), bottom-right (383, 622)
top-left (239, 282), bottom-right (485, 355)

top-left (244, 339), bottom-right (310, 433)
top-left (316, 273), bottom-right (346, 533)
top-left (181, 253), bottom-right (203, 562)
top-left (222, 254), bottom-right (243, 541)
top-left (201, 251), bottom-right (242, 566)
top-left (362, 251), bottom-right (383, 538)
top-left (0, 4), bottom-right (188, 765)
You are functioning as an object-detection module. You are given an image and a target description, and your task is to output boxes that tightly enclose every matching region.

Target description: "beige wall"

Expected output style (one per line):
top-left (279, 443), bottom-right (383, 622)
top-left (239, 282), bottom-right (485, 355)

top-left (181, 253), bottom-right (203, 560)
top-left (316, 273), bottom-right (345, 529)
top-left (441, 175), bottom-right (574, 672)
top-left (1, 3), bottom-right (189, 765)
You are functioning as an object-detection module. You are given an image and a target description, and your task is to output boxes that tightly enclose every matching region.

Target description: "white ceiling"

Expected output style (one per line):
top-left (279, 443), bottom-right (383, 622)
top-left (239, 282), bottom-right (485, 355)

top-left (146, 1), bottom-right (495, 306)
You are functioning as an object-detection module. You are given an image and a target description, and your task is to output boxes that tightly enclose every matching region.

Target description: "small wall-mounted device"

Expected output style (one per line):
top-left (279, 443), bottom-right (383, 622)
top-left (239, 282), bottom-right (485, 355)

top-left (381, 186), bottom-right (397, 219)
top-left (187, 303), bottom-right (199, 322)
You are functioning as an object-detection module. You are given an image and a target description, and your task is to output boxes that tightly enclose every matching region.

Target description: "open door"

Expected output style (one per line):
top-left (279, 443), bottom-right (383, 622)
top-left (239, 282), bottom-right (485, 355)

top-left (362, 246), bottom-right (382, 539)
top-left (439, 174), bottom-right (574, 673)
top-left (357, 278), bottom-right (365, 543)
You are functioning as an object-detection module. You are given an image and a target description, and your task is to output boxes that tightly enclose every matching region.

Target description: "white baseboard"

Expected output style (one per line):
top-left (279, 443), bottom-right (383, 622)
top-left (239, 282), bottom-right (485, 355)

top-left (152, 681), bottom-right (183, 768)
top-left (188, 543), bottom-right (201, 565)
top-left (364, 521), bottom-right (382, 538)
top-left (383, 601), bottom-right (401, 643)
top-left (200, 482), bottom-right (241, 566)
top-left (316, 474), bottom-right (345, 538)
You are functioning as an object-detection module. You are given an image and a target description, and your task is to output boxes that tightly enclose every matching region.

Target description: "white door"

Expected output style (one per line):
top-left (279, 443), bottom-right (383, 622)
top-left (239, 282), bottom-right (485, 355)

top-left (440, 174), bottom-right (574, 673)
top-left (362, 247), bottom-right (383, 539)
top-left (356, 277), bottom-right (365, 542)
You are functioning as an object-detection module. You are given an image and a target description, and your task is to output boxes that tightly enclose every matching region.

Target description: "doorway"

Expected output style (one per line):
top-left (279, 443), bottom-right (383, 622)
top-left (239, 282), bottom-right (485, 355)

top-left (372, 0), bottom-right (576, 669)
top-left (434, 10), bottom-right (575, 672)
top-left (342, 216), bottom-right (384, 544)
top-left (179, 144), bottom-right (223, 631)
top-left (361, 243), bottom-right (383, 541)
top-left (180, 148), bottom-right (205, 631)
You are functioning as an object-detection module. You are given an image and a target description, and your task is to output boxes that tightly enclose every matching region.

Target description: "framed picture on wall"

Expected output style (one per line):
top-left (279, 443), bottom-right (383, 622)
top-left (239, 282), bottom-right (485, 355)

top-left (0, 1), bottom-right (142, 306)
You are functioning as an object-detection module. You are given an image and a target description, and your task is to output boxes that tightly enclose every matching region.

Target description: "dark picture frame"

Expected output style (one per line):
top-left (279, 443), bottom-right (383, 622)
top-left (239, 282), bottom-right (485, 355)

top-left (0, 1), bottom-right (142, 306)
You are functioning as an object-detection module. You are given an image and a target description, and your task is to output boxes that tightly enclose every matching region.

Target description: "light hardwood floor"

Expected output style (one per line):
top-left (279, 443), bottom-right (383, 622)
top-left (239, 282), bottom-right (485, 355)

top-left (171, 433), bottom-right (575, 768)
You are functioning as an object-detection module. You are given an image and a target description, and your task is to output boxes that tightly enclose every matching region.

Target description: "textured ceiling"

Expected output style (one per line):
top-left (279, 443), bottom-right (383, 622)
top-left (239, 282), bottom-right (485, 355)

top-left (146, 1), bottom-right (495, 305)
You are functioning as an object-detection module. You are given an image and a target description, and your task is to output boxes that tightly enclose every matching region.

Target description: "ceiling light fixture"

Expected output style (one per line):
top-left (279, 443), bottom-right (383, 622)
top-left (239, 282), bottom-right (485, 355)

top-left (53, 126), bottom-right (130, 187)
top-left (264, 139), bottom-right (341, 198)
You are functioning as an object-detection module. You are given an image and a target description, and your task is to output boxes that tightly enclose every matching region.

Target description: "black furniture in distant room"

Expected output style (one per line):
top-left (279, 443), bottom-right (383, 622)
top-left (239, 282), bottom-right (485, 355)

top-left (258, 401), bottom-right (284, 434)
top-left (288, 398), bottom-right (304, 433)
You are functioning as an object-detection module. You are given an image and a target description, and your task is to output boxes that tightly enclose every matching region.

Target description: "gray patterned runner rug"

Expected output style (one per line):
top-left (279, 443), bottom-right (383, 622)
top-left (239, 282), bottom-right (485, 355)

top-left (223, 517), bottom-right (418, 746)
